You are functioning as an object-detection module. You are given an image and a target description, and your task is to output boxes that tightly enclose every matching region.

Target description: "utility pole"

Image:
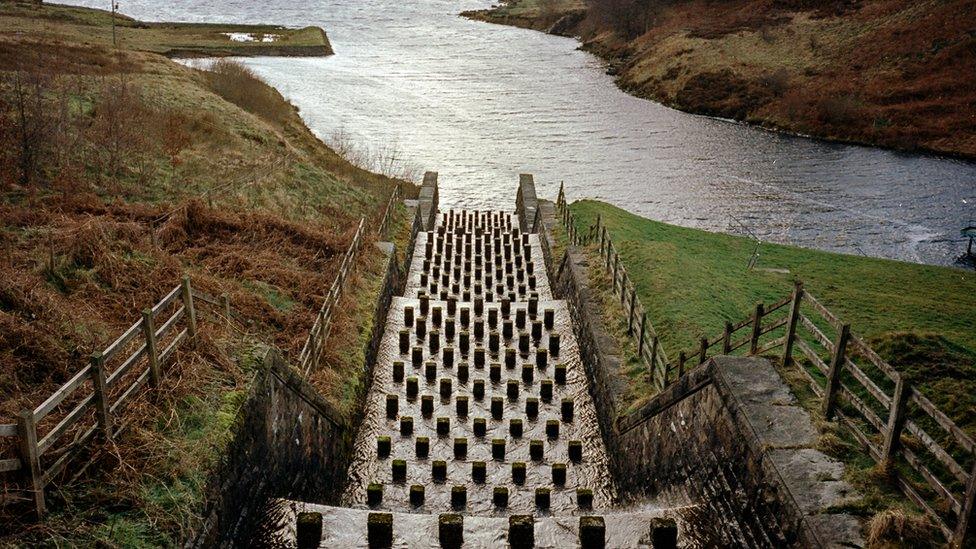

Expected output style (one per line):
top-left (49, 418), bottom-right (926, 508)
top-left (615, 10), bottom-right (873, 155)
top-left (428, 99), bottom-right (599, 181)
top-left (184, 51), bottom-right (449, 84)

top-left (111, 1), bottom-right (117, 48)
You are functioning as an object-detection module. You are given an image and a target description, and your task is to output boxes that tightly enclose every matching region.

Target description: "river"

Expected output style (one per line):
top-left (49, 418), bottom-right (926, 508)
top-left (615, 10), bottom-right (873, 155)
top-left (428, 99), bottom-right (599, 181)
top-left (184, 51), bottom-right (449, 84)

top-left (71, 0), bottom-right (976, 266)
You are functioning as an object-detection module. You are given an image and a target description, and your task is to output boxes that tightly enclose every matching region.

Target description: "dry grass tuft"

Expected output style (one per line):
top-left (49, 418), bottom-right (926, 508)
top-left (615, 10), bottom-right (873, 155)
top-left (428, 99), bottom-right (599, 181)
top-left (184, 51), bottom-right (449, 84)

top-left (865, 508), bottom-right (938, 548)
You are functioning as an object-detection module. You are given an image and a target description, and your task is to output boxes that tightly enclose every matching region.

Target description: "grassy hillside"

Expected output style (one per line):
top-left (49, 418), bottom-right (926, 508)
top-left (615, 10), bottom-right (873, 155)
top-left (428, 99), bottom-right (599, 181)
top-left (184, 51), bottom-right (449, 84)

top-left (566, 200), bottom-right (976, 427)
top-left (0, 2), bottom-right (333, 57)
top-left (466, 0), bottom-right (976, 158)
top-left (562, 200), bottom-right (975, 543)
top-left (0, 2), bottom-right (412, 544)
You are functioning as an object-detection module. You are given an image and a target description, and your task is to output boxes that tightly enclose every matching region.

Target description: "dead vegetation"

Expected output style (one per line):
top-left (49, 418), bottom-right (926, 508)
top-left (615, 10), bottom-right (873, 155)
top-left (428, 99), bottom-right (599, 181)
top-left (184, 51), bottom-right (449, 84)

top-left (0, 9), bottom-right (413, 543)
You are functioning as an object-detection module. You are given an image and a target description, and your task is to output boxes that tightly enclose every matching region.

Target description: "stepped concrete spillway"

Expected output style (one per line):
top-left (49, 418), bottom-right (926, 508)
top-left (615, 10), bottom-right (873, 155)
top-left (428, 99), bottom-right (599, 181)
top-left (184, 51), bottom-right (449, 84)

top-left (260, 209), bottom-right (678, 546)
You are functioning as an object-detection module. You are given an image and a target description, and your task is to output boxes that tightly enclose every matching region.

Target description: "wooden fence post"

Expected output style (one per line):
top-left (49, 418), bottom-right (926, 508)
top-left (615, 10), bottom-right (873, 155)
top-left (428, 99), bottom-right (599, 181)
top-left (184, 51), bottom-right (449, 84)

top-left (678, 351), bottom-right (687, 378)
top-left (181, 275), bottom-right (197, 338)
top-left (749, 302), bottom-right (765, 355)
top-left (141, 309), bottom-right (160, 389)
top-left (627, 289), bottom-right (637, 335)
top-left (699, 337), bottom-right (709, 365)
top-left (17, 409), bottom-right (45, 517)
top-left (952, 461), bottom-right (976, 548)
top-left (90, 352), bottom-right (113, 441)
top-left (612, 252), bottom-right (620, 292)
top-left (637, 313), bottom-right (647, 357)
top-left (881, 375), bottom-right (909, 462)
top-left (822, 323), bottom-right (851, 420)
top-left (220, 293), bottom-right (231, 325)
top-left (722, 322), bottom-right (733, 354)
top-left (781, 282), bottom-right (804, 366)
top-left (605, 239), bottom-right (612, 271)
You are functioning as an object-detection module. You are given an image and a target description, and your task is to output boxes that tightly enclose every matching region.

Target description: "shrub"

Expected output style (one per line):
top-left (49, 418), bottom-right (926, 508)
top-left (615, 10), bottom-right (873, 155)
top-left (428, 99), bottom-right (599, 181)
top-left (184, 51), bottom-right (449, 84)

top-left (207, 59), bottom-right (293, 126)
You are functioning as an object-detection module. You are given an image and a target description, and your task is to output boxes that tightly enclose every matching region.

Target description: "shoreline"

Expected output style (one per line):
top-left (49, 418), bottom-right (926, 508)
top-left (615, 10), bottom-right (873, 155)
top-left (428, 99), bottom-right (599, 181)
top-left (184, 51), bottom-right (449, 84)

top-left (461, 3), bottom-right (976, 162)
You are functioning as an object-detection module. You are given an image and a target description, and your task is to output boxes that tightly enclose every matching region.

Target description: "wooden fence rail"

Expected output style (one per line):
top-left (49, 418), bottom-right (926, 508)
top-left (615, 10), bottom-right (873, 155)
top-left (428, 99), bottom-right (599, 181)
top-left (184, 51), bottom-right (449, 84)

top-left (377, 183), bottom-right (402, 240)
top-left (298, 217), bottom-right (367, 377)
top-left (0, 276), bottom-right (227, 518)
top-left (556, 192), bottom-right (975, 546)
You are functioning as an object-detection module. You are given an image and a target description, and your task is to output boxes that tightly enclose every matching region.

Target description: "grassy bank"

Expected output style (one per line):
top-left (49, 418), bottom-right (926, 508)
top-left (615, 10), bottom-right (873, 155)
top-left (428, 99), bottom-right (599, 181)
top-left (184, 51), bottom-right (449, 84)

top-left (0, 2), bottom-right (333, 57)
top-left (566, 200), bottom-right (976, 417)
top-left (465, 0), bottom-right (976, 158)
top-left (0, 2), bottom-right (412, 545)
top-left (563, 200), bottom-right (976, 542)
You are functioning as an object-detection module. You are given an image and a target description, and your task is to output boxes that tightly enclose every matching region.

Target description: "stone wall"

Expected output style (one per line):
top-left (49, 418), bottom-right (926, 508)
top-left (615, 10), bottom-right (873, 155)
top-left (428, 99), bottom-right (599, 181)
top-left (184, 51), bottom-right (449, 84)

top-left (189, 350), bottom-right (353, 548)
top-left (191, 241), bottom-right (405, 547)
top-left (514, 173), bottom-right (538, 233)
top-left (615, 356), bottom-right (862, 547)
top-left (552, 248), bottom-right (628, 467)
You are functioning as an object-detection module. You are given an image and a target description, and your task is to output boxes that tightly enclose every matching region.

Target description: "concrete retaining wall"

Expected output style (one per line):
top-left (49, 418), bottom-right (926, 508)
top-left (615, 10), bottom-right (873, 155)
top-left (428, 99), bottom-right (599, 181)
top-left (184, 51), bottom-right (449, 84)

top-left (189, 350), bottom-right (352, 548)
top-left (616, 356), bottom-right (862, 547)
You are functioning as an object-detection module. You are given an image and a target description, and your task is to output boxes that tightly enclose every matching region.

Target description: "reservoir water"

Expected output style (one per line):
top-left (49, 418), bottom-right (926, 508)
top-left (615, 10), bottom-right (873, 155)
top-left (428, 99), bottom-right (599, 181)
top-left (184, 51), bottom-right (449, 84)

top-left (69, 0), bottom-right (976, 266)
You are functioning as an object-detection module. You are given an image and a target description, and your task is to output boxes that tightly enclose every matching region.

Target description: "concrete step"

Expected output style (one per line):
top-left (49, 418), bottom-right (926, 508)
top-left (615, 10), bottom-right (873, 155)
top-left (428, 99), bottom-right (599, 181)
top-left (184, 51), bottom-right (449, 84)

top-left (260, 500), bottom-right (680, 548)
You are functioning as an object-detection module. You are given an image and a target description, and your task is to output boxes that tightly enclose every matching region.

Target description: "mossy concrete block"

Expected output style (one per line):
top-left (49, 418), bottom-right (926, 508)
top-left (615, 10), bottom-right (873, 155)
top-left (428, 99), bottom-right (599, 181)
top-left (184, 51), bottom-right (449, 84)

top-left (579, 516), bottom-right (605, 549)
top-left (439, 513), bottom-right (464, 549)
top-left (493, 486), bottom-right (509, 507)
top-left (392, 459), bottom-right (407, 482)
top-left (508, 514), bottom-right (534, 548)
top-left (367, 512), bottom-right (393, 548)
top-left (535, 487), bottom-right (550, 509)
top-left (416, 436), bottom-right (430, 458)
top-left (568, 440), bottom-right (583, 463)
top-left (451, 485), bottom-right (467, 508)
top-left (472, 460), bottom-right (487, 483)
top-left (473, 417), bottom-right (487, 437)
top-left (367, 482), bottom-right (383, 507)
top-left (529, 439), bottom-right (544, 461)
top-left (410, 484), bottom-right (425, 506)
top-left (512, 461), bottom-right (527, 484)
top-left (432, 460), bottom-right (447, 482)
top-left (436, 416), bottom-right (450, 436)
top-left (546, 419), bottom-right (560, 439)
top-left (377, 436), bottom-right (391, 458)
top-left (554, 364), bottom-right (567, 385)
top-left (552, 462), bottom-right (567, 485)
top-left (577, 488), bottom-right (593, 509)
top-left (296, 511), bottom-right (322, 549)
top-left (650, 518), bottom-right (678, 549)
top-left (400, 416), bottom-right (414, 436)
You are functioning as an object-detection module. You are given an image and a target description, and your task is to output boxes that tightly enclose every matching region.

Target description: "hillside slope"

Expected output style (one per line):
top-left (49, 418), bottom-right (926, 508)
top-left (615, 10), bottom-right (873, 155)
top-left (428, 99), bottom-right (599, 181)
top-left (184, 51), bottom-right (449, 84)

top-left (0, 3), bottom-right (411, 544)
top-left (466, 0), bottom-right (976, 158)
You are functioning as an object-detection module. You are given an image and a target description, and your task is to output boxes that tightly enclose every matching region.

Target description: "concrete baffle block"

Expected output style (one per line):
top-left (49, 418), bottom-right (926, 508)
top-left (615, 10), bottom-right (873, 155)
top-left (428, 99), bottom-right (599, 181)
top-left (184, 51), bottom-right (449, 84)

top-left (529, 440), bottom-right (544, 462)
top-left (437, 417), bottom-right (450, 436)
top-left (492, 438), bottom-right (506, 460)
top-left (406, 377), bottom-right (419, 399)
top-left (392, 459), bottom-right (407, 482)
top-left (367, 482), bottom-right (383, 507)
top-left (473, 379), bottom-right (485, 400)
top-left (386, 394), bottom-right (398, 419)
top-left (472, 461), bottom-right (487, 483)
top-left (432, 460), bottom-right (447, 482)
top-left (297, 511), bottom-right (323, 549)
top-left (491, 397), bottom-right (504, 419)
top-left (552, 462), bottom-right (567, 485)
top-left (579, 516), bottom-right (606, 549)
top-left (393, 361), bottom-right (405, 382)
top-left (535, 487), bottom-right (550, 510)
top-left (400, 416), bottom-right (414, 436)
top-left (451, 485), bottom-right (467, 509)
top-left (473, 417), bottom-right (487, 437)
top-left (410, 484), bottom-right (425, 506)
top-left (510, 418), bottom-right (524, 438)
top-left (568, 440), bottom-right (583, 463)
top-left (415, 436), bottom-right (430, 458)
top-left (421, 395), bottom-right (434, 417)
top-left (509, 515), bottom-right (535, 549)
top-left (494, 486), bottom-right (510, 507)
top-left (561, 398), bottom-right (575, 422)
top-left (367, 512), bottom-right (393, 549)
top-left (377, 436), bottom-right (391, 459)
top-left (439, 513), bottom-right (463, 549)
top-left (454, 438), bottom-right (468, 459)
top-left (546, 419), bottom-right (560, 439)
top-left (577, 488), bottom-right (594, 509)
top-left (525, 398), bottom-right (539, 419)
top-left (651, 518), bottom-right (678, 549)
top-left (554, 364), bottom-right (567, 385)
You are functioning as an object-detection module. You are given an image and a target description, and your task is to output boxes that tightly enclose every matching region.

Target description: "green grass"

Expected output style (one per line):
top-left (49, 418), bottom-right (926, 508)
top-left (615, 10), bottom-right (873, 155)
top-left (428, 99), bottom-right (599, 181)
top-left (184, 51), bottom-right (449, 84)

top-left (0, 3), bottom-right (331, 57)
top-left (567, 200), bottom-right (976, 421)
top-left (569, 200), bottom-right (976, 353)
top-left (566, 199), bottom-right (976, 537)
